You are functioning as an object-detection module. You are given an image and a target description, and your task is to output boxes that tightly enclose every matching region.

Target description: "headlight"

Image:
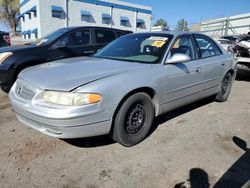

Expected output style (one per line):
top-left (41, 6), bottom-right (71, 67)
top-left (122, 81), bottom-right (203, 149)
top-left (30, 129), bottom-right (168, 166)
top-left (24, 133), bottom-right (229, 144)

top-left (0, 52), bottom-right (13, 64)
top-left (42, 91), bottom-right (102, 106)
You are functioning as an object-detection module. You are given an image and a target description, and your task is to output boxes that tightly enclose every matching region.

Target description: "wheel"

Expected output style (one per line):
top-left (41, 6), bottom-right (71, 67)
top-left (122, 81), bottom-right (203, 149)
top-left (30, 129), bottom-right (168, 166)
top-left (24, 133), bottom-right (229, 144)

top-left (1, 86), bottom-right (11, 93)
top-left (215, 72), bottom-right (233, 102)
top-left (111, 92), bottom-right (155, 147)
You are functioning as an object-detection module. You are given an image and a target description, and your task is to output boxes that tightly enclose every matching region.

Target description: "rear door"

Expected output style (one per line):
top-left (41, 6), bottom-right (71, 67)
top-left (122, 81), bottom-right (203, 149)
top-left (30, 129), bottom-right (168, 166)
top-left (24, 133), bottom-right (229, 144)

top-left (193, 34), bottom-right (224, 95)
top-left (93, 29), bottom-right (116, 52)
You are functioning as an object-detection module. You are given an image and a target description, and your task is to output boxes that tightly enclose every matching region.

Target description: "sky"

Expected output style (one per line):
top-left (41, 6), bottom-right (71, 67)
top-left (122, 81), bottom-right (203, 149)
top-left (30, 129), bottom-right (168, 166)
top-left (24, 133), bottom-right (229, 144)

top-left (125, 0), bottom-right (250, 29)
top-left (1, 0), bottom-right (249, 32)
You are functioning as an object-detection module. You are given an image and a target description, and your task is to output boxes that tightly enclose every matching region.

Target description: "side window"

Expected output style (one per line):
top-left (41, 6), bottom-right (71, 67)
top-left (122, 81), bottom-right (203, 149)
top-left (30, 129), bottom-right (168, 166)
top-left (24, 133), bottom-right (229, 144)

top-left (194, 35), bottom-right (222, 58)
top-left (169, 36), bottom-right (196, 60)
top-left (116, 31), bottom-right (129, 38)
top-left (95, 29), bottom-right (116, 44)
top-left (55, 30), bottom-right (90, 47)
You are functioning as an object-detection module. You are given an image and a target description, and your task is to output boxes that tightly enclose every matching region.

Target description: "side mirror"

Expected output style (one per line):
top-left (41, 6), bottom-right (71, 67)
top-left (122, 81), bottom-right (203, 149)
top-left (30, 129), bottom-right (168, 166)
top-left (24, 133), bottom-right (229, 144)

top-left (166, 53), bottom-right (191, 64)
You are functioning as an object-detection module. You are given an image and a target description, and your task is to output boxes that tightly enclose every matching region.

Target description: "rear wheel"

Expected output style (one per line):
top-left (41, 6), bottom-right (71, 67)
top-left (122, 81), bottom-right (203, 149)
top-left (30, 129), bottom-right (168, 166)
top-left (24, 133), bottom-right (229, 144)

top-left (112, 92), bottom-right (155, 147)
top-left (215, 72), bottom-right (233, 102)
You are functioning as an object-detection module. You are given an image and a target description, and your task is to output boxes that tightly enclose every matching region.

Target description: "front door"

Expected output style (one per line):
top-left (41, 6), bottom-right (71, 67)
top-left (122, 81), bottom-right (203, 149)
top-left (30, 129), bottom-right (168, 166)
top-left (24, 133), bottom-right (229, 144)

top-left (162, 35), bottom-right (204, 112)
top-left (49, 29), bottom-right (94, 61)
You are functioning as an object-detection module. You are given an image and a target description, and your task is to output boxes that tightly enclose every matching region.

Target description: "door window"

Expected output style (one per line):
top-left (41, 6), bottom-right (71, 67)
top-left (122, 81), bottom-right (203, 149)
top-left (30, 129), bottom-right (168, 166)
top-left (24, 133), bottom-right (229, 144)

top-left (95, 29), bottom-right (116, 44)
top-left (55, 30), bottom-right (90, 47)
top-left (194, 35), bottom-right (222, 58)
top-left (169, 36), bottom-right (196, 60)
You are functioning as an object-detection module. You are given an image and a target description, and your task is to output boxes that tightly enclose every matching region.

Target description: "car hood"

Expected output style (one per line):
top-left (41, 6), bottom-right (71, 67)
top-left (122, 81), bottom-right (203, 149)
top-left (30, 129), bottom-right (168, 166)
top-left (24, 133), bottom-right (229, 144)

top-left (19, 57), bottom-right (151, 91)
top-left (0, 44), bottom-right (37, 53)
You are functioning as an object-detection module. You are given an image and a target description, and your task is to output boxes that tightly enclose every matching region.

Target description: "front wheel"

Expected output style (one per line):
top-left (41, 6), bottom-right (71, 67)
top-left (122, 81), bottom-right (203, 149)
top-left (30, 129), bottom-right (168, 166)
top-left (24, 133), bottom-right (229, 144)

top-left (215, 72), bottom-right (233, 102)
top-left (1, 86), bottom-right (11, 93)
top-left (111, 92), bottom-right (155, 147)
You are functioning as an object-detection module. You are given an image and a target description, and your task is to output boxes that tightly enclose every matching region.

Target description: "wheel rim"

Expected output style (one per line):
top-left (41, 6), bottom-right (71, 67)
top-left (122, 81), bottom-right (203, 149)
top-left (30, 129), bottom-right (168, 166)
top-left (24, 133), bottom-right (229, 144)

top-left (221, 75), bottom-right (231, 96)
top-left (125, 103), bottom-right (146, 135)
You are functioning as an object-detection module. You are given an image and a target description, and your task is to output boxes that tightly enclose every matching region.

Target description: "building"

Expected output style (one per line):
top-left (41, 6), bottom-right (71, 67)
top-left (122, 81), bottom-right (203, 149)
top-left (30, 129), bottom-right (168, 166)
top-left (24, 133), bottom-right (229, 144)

top-left (196, 13), bottom-right (250, 38)
top-left (19, 0), bottom-right (152, 39)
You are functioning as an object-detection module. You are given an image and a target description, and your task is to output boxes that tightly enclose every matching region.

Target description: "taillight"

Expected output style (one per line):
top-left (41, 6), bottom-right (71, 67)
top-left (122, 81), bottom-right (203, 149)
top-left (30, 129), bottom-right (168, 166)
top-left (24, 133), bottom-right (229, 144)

top-left (3, 35), bottom-right (10, 44)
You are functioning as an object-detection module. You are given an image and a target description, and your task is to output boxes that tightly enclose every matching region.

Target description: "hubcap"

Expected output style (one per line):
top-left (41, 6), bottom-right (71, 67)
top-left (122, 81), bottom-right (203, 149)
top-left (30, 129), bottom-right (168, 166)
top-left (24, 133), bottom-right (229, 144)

top-left (125, 103), bottom-right (146, 135)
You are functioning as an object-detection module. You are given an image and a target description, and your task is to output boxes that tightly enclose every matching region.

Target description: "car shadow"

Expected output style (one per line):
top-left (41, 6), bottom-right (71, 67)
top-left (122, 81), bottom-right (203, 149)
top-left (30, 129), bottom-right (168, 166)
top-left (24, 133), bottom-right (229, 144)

top-left (174, 136), bottom-right (250, 188)
top-left (236, 65), bottom-right (250, 82)
top-left (148, 96), bottom-right (215, 137)
top-left (64, 97), bottom-right (215, 148)
top-left (62, 134), bottom-right (115, 148)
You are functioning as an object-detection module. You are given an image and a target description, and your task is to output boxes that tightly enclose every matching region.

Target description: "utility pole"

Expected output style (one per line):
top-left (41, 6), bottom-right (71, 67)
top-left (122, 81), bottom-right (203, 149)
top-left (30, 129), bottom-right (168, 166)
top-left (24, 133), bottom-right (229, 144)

top-left (65, 0), bottom-right (69, 27)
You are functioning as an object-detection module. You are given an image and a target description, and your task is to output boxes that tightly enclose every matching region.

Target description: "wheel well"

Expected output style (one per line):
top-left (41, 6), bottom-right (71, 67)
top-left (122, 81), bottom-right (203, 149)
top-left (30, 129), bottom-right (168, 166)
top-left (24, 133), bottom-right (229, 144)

top-left (227, 69), bottom-right (235, 76)
top-left (13, 61), bottom-right (41, 81)
top-left (110, 87), bottom-right (156, 135)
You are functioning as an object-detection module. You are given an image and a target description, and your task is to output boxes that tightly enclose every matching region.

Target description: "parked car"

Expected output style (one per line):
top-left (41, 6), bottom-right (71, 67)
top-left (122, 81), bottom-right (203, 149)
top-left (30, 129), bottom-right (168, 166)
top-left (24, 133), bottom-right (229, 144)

top-left (217, 35), bottom-right (239, 51)
top-left (9, 32), bottom-right (237, 146)
top-left (0, 31), bottom-right (10, 47)
top-left (0, 27), bottom-right (132, 93)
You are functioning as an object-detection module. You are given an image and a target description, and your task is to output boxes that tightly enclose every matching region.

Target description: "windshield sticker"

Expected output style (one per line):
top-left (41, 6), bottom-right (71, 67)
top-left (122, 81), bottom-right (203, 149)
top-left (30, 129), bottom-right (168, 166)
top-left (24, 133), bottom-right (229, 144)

top-left (151, 40), bottom-right (166, 48)
top-left (148, 36), bottom-right (168, 41)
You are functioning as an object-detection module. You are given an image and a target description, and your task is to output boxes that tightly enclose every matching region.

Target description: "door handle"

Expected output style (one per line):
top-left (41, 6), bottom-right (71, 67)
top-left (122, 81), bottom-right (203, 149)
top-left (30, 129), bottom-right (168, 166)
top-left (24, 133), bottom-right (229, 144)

top-left (221, 62), bottom-right (225, 66)
top-left (84, 51), bottom-right (94, 54)
top-left (196, 67), bottom-right (201, 73)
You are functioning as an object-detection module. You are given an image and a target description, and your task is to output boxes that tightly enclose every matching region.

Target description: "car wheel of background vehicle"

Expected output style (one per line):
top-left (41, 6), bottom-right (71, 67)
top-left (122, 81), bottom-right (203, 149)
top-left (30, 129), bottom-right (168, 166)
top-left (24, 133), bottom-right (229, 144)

top-left (112, 92), bottom-right (155, 147)
top-left (1, 86), bottom-right (11, 93)
top-left (215, 72), bottom-right (233, 102)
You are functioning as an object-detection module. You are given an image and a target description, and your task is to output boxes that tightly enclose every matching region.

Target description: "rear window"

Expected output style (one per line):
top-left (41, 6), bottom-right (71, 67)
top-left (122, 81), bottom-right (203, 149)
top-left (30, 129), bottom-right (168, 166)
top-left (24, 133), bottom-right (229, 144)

top-left (95, 29), bottom-right (116, 44)
top-left (194, 35), bottom-right (222, 58)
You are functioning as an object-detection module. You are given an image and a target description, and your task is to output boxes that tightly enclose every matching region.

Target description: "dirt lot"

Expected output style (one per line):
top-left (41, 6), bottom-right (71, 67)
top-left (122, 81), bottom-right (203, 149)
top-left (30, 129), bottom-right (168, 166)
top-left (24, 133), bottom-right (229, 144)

top-left (0, 66), bottom-right (250, 188)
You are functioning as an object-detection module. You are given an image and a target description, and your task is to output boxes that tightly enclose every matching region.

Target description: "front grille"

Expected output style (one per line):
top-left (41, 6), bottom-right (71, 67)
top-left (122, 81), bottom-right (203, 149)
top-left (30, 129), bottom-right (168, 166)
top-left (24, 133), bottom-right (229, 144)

top-left (15, 81), bottom-right (36, 100)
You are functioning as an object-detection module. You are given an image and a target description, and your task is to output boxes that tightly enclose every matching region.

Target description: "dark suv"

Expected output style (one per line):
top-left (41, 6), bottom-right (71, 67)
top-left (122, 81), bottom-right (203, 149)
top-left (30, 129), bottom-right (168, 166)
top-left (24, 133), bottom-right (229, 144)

top-left (0, 27), bottom-right (132, 92)
top-left (0, 31), bottom-right (10, 47)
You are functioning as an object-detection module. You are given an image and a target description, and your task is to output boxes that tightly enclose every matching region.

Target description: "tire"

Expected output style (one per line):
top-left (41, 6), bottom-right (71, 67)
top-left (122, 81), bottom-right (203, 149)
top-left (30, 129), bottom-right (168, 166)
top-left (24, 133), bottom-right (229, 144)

top-left (1, 86), bottom-right (11, 93)
top-left (215, 72), bottom-right (233, 102)
top-left (112, 92), bottom-right (155, 147)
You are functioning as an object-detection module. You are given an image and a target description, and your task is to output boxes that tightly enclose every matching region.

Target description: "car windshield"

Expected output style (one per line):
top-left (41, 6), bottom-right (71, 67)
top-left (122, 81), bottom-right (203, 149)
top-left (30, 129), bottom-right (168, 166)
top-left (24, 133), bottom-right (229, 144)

top-left (94, 34), bottom-right (173, 64)
top-left (33, 28), bottom-right (69, 46)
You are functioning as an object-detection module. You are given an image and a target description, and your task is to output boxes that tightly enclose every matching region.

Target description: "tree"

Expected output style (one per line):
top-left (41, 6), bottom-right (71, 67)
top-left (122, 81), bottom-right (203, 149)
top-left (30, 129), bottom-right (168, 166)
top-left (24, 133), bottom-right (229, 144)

top-left (154, 18), bottom-right (170, 31)
top-left (0, 0), bottom-right (19, 35)
top-left (175, 19), bottom-right (189, 31)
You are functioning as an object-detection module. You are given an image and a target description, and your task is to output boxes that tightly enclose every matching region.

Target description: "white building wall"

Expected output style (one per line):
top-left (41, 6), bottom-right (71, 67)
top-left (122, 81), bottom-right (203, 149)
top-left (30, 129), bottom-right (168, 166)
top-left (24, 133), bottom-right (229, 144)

top-left (20, 0), bottom-right (40, 39)
top-left (19, 0), bottom-right (152, 39)
top-left (39, 0), bottom-right (66, 38)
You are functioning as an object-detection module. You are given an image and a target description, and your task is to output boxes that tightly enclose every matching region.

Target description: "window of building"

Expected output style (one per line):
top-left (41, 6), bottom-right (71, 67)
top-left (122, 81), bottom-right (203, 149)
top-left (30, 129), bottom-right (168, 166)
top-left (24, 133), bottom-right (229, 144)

top-left (194, 35), bottom-right (222, 58)
top-left (81, 10), bottom-right (92, 22)
top-left (102, 13), bottom-right (111, 24)
top-left (31, 6), bottom-right (37, 17)
top-left (120, 16), bottom-right (129, 27)
top-left (51, 6), bottom-right (64, 19)
top-left (94, 29), bottom-right (116, 44)
top-left (32, 28), bottom-right (38, 39)
top-left (137, 19), bottom-right (145, 29)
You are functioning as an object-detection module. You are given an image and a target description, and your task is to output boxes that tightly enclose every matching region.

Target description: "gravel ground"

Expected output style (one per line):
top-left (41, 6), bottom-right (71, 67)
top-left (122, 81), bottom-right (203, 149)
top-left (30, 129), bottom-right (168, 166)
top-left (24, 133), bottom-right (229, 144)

top-left (0, 66), bottom-right (250, 188)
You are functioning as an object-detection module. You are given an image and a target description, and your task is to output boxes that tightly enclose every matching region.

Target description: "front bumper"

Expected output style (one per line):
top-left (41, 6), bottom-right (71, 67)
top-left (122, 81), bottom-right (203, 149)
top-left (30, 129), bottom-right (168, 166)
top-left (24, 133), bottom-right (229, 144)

top-left (9, 82), bottom-right (117, 139)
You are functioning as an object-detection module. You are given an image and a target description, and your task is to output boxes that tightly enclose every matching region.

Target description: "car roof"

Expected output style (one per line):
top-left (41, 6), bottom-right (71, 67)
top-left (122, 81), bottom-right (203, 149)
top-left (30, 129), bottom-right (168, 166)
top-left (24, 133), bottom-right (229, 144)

top-left (59, 26), bottom-right (132, 33)
top-left (131, 31), bottom-right (208, 37)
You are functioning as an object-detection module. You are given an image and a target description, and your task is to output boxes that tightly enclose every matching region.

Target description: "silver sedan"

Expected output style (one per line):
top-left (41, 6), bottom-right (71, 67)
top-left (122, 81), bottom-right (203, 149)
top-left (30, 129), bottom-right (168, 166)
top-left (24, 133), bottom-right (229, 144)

top-left (9, 32), bottom-right (237, 146)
